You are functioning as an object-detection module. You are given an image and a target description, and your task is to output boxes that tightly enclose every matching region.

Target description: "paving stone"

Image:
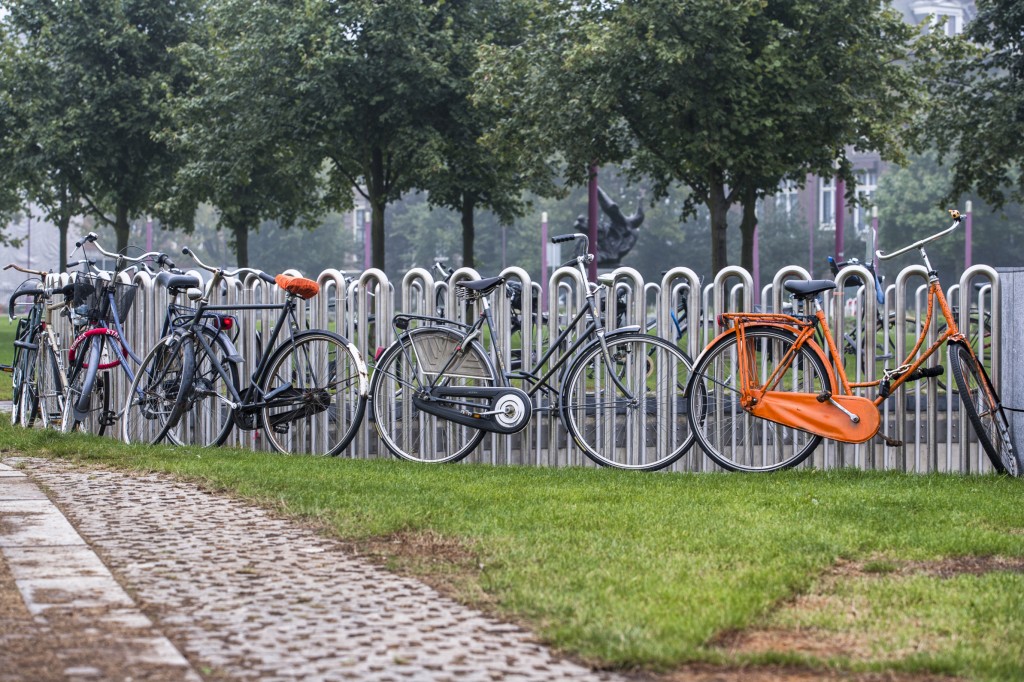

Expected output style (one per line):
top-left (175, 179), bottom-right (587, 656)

top-left (3, 456), bottom-right (623, 681)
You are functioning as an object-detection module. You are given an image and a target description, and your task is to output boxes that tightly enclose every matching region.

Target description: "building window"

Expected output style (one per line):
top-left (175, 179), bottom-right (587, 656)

top-left (852, 170), bottom-right (877, 234)
top-left (819, 177), bottom-right (835, 230)
top-left (775, 180), bottom-right (798, 216)
top-left (354, 208), bottom-right (367, 242)
top-left (912, 2), bottom-right (965, 36)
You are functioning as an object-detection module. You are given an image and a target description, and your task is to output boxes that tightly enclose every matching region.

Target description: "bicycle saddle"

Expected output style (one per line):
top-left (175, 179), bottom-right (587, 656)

top-left (156, 271), bottom-right (201, 293)
top-left (456, 276), bottom-right (505, 298)
top-left (275, 274), bottom-right (320, 300)
top-left (784, 279), bottom-right (836, 300)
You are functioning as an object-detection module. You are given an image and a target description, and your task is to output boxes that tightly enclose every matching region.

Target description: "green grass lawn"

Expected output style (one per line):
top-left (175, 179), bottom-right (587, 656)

top-left (3, 419), bottom-right (1023, 680)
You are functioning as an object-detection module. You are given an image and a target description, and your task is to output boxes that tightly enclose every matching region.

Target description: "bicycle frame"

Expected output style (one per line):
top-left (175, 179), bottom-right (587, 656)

top-left (397, 271), bottom-right (641, 411)
top-left (721, 215), bottom-right (983, 444)
top-left (178, 296), bottom-right (302, 415)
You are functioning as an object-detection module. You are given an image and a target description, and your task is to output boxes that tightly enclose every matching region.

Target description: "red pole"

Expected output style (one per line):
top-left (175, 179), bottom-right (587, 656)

top-left (587, 164), bottom-right (598, 281)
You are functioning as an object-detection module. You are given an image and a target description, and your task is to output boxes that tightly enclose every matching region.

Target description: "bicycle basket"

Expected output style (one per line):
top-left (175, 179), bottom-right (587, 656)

top-left (72, 274), bottom-right (137, 324)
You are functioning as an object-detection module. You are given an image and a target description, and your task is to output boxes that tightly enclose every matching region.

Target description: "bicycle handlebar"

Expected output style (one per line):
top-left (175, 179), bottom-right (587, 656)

top-left (876, 211), bottom-right (962, 262)
top-left (4, 263), bottom-right (50, 278)
top-left (551, 233), bottom-right (595, 269)
top-left (182, 247), bottom-right (276, 283)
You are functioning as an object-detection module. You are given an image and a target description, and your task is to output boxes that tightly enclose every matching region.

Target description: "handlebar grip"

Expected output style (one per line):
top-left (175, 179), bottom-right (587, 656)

top-left (259, 271), bottom-right (276, 284)
top-left (158, 254), bottom-right (176, 270)
top-left (182, 247), bottom-right (193, 257)
top-left (551, 234), bottom-right (580, 244)
top-left (75, 232), bottom-right (98, 248)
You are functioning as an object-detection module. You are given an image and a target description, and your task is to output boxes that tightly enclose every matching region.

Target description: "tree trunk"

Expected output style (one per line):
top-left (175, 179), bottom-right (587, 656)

top-left (114, 204), bottom-right (130, 253)
top-left (57, 214), bottom-right (70, 273)
top-left (232, 221), bottom-right (249, 269)
top-left (461, 194), bottom-right (475, 268)
top-left (708, 178), bottom-right (730, 275)
top-left (739, 185), bottom-right (758, 274)
top-left (370, 147), bottom-right (386, 271)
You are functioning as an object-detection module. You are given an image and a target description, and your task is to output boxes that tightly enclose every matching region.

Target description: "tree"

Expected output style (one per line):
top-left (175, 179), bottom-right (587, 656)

top-left (160, 2), bottom-right (332, 267)
top-left (0, 0), bottom-right (199, 253)
top-left (873, 151), bottom-right (1024, 275)
top-left (477, 0), bottom-right (923, 274)
top-left (211, 0), bottom-right (456, 271)
top-left (920, 0), bottom-right (1024, 210)
top-left (416, 0), bottom-right (559, 268)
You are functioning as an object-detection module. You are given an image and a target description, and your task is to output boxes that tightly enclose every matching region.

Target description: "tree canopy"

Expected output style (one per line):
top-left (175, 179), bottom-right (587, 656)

top-left (920, 0), bottom-right (1024, 209)
top-left (0, 0), bottom-right (199, 254)
top-left (477, 0), bottom-right (924, 274)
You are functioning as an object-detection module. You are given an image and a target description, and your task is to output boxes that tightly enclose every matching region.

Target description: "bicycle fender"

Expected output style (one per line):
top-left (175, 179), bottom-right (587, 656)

top-left (291, 329), bottom-right (369, 398)
top-left (605, 325), bottom-right (642, 337)
top-left (214, 332), bottom-right (244, 363)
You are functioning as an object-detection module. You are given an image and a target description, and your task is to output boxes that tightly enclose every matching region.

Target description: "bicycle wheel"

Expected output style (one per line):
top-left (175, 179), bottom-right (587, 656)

top-left (687, 326), bottom-right (832, 472)
top-left (61, 335), bottom-right (109, 435)
top-left (165, 330), bottom-right (239, 447)
top-left (122, 337), bottom-right (194, 445)
top-left (371, 326), bottom-right (495, 463)
top-left (561, 333), bottom-right (693, 471)
top-left (33, 342), bottom-right (64, 428)
top-left (948, 341), bottom-right (1019, 476)
top-left (16, 341), bottom-right (38, 428)
top-left (259, 331), bottom-right (367, 457)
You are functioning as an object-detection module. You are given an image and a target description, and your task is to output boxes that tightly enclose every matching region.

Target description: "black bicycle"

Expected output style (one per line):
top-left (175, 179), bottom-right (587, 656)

top-left (123, 248), bottom-right (369, 456)
top-left (4, 264), bottom-right (75, 428)
top-left (370, 234), bottom-right (694, 471)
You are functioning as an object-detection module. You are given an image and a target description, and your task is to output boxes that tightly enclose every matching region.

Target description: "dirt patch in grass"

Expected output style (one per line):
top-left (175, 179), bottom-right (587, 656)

top-left (821, 555), bottom-right (1024, 581)
top-left (707, 556), bottom-right (1023, 678)
top-left (648, 663), bottom-right (960, 682)
top-left (354, 528), bottom-right (496, 607)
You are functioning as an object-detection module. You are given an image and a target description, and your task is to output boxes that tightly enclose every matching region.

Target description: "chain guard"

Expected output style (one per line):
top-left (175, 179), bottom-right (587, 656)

top-left (412, 386), bottom-right (532, 434)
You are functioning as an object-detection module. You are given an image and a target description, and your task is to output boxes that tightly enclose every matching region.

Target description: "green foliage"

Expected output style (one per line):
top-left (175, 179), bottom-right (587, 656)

top-left (919, 0), bottom-right (1024, 209)
top-left (416, 0), bottom-right (560, 265)
top-left (0, 0), bottom-right (200, 252)
top-left (874, 151), bottom-right (1024, 275)
top-left (476, 0), bottom-right (925, 274)
top-left (159, 0), bottom-right (344, 267)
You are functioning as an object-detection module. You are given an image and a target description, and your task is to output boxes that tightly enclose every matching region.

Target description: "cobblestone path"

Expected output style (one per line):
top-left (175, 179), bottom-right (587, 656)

top-left (1, 457), bottom-right (623, 682)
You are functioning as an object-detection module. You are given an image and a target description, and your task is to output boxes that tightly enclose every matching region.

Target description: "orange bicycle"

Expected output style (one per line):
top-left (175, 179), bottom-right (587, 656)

top-left (686, 210), bottom-right (1017, 475)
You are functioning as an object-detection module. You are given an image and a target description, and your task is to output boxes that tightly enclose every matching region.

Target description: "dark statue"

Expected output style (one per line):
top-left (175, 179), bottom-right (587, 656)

top-left (573, 187), bottom-right (645, 267)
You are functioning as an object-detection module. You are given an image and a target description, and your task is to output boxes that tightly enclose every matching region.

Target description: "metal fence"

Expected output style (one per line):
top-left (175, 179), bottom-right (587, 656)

top-left (37, 262), bottom-right (1002, 474)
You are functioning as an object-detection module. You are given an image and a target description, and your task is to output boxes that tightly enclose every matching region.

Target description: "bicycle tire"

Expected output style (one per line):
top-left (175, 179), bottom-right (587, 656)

top-left (371, 326), bottom-right (495, 463)
top-left (61, 335), bottom-right (109, 435)
top-left (33, 342), bottom-right (64, 429)
top-left (122, 337), bottom-right (194, 445)
top-left (561, 332), bottom-right (693, 471)
top-left (164, 329), bottom-right (239, 448)
top-left (259, 330), bottom-right (367, 457)
top-left (948, 341), bottom-right (1019, 476)
top-left (16, 341), bottom-right (38, 428)
top-left (687, 326), bottom-right (832, 472)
